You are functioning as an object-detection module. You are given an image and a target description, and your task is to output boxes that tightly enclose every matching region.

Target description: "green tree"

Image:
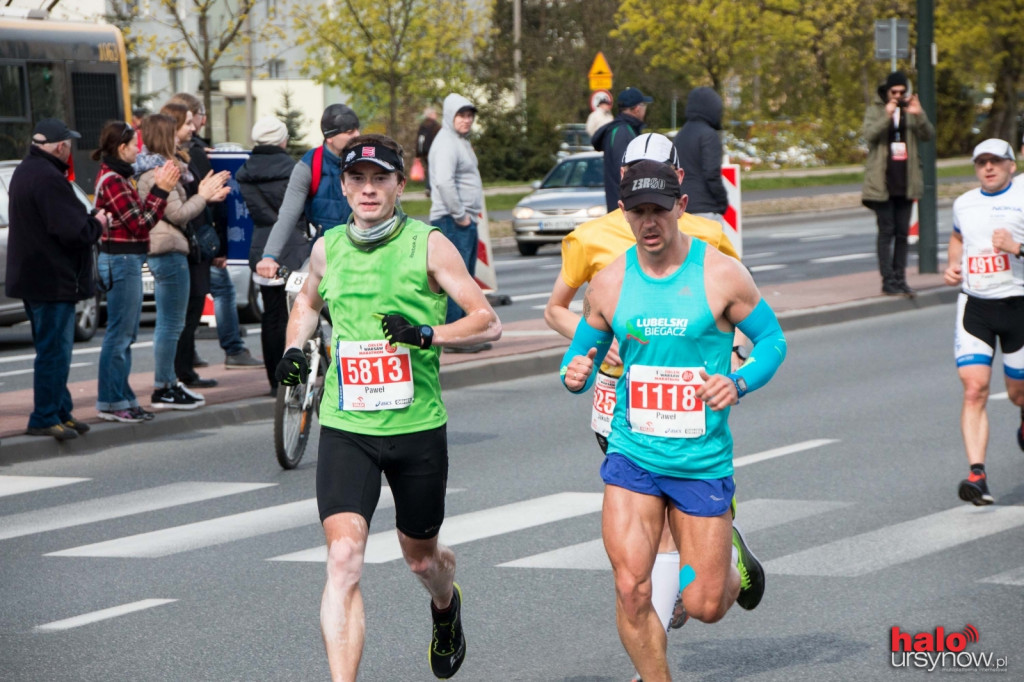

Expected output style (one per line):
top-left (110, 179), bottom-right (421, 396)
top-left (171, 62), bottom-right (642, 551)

top-left (936, 0), bottom-right (1024, 147)
top-left (153, 0), bottom-right (261, 132)
top-left (294, 0), bottom-right (485, 147)
top-left (474, 98), bottom-right (560, 181)
top-left (275, 88), bottom-right (309, 160)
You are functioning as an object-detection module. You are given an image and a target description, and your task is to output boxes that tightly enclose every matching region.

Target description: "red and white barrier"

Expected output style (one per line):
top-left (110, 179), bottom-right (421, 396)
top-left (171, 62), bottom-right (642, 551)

top-left (721, 164), bottom-right (743, 258)
top-left (908, 200), bottom-right (919, 245)
top-left (473, 202), bottom-right (498, 293)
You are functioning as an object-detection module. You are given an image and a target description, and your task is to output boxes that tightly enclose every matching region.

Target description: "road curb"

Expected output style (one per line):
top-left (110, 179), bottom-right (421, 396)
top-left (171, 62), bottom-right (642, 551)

top-left (0, 398), bottom-right (274, 465)
top-left (777, 286), bottom-right (957, 332)
top-left (1, 290), bottom-right (957, 463)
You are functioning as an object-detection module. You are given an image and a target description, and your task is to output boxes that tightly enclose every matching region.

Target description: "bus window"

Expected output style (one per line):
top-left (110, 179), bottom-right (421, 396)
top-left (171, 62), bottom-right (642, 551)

top-left (72, 72), bottom-right (121, 149)
top-left (0, 64), bottom-right (28, 119)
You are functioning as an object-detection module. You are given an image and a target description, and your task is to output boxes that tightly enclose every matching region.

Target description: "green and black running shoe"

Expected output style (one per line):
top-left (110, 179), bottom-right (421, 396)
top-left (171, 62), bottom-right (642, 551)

top-left (733, 526), bottom-right (765, 610)
top-left (429, 582), bottom-right (466, 679)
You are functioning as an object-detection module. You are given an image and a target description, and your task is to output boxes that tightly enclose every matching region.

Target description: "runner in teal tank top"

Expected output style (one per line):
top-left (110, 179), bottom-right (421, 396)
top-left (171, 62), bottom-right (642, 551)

top-left (274, 134), bottom-right (501, 681)
top-left (559, 161), bottom-right (787, 681)
top-left (609, 239), bottom-right (735, 479)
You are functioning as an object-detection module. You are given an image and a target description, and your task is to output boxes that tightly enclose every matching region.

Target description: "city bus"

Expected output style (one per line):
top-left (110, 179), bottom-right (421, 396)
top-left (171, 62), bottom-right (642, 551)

top-left (0, 9), bottom-right (131, 189)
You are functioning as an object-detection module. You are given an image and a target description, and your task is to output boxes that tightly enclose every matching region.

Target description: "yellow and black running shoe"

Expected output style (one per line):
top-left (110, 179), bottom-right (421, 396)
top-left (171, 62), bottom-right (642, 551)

top-left (733, 526), bottom-right (765, 610)
top-left (429, 582), bottom-right (466, 679)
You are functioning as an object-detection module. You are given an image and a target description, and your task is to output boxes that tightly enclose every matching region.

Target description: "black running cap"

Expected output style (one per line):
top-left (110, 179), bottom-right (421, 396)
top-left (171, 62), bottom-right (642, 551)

top-left (619, 160), bottom-right (681, 211)
top-left (342, 143), bottom-right (404, 174)
top-left (321, 104), bottom-right (360, 138)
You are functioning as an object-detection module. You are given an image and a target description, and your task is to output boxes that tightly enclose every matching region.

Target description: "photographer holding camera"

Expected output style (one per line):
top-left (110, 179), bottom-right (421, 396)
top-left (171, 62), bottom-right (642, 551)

top-left (862, 70), bottom-right (935, 296)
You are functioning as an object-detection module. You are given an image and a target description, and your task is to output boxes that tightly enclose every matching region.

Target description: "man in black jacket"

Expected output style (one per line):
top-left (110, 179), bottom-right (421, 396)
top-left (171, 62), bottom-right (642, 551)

top-left (237, 117), bottom-right (311, 394)
top-left (6, 119), bottom-right (107, 440)
top-left (673, 86), bottom-right (729, 225)
top-left (591, 87), bottom-right (653, 212)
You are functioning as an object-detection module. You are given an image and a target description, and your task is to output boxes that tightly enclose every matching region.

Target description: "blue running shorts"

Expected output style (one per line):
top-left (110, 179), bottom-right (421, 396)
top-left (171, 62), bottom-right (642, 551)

top-left (600, 452), bottom-right (735, 517)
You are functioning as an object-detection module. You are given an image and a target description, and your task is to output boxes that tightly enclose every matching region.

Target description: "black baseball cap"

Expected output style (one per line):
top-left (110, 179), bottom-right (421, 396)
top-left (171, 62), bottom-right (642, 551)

top-left (32, 118), bottom-right (81, 144)
top-left (619, 160), bottom-right (681, 211)
top-left (342, 142), bottom-right (405, 174)
top-left (321, 103), bottom-right (360, 138)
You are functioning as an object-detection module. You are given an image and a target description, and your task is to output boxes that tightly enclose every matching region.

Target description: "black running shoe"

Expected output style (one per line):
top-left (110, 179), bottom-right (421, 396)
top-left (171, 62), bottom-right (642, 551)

top-left (733, 526), bottom-right (765, 610)
top-left (429, 583), bottom-right (466, 679)
top-left (151, 385), bottom-right (199, 410)
top-left (958, 471), bottom-right (994, 506)
top-left (1017, 412), bottom-right (1024, 452)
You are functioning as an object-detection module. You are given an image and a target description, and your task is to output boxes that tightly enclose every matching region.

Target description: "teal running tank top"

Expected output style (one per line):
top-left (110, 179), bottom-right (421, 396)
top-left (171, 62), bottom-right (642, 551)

top-left (607, 238), bottom-right (735, 478)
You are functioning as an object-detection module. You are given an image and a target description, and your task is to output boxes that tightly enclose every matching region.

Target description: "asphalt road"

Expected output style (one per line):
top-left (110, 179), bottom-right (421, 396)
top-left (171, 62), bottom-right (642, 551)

top-left (2, 305), bottom-right (1022, 681)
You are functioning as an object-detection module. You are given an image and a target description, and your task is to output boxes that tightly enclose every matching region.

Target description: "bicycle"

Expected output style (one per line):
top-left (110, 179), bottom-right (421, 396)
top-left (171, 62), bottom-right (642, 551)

top-left (266, 267), bottom-right (330, 469)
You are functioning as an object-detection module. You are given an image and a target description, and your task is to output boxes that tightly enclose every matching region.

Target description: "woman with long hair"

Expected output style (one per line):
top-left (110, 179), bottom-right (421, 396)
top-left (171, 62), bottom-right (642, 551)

top-left (91, 120), bottom-right (180, 422)
top-left (159, 101), bottom-right (231, 395)
top-left (135, 113), bottom-right (229, 409)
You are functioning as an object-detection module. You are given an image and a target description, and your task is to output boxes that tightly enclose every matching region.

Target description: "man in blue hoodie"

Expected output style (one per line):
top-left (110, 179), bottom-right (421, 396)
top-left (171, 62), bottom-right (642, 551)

top-left (428, 93), bottom-right (490, 352)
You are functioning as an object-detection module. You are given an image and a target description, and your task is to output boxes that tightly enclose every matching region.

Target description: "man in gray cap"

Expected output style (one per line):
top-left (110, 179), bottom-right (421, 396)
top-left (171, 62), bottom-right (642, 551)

top-left (255, 103), bottom-right (361, 278)
top-left (6, 118), bottom-right (109, 440)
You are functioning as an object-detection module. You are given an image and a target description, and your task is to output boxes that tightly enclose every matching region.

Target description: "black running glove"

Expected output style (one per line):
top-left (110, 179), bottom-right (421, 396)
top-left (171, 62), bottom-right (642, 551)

top-left (276, 347), bottom-right (309, 386)
top-left (380, 313), bottom-right (434, 349)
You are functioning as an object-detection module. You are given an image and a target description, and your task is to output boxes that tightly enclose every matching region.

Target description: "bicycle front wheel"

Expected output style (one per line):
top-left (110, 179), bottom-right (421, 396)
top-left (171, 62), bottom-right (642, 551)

top-left (274, 382), bottom-right (313, 469)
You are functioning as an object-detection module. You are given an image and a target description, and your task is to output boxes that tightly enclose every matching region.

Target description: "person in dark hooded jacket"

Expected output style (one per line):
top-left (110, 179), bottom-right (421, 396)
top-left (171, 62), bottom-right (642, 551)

top-left (673, 86), bottom-right (729, 221)
top-left (237, 117), bottom-right (311, 393)
top-left (591, 87), bottom-right (652, 212)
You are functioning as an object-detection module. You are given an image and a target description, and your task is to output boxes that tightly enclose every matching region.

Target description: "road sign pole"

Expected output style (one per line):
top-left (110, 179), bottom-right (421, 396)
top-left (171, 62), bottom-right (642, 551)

top-left (916, 0), bottom-right (938, 273)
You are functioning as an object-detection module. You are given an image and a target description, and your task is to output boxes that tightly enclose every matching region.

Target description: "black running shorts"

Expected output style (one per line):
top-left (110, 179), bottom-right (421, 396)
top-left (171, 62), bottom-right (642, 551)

top-left (316, 424), bottom-right (448, 539)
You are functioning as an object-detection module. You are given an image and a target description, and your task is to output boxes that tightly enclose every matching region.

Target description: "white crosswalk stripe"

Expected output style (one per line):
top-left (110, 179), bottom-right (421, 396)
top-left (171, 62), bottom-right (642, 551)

top-left (34, 599), bottom-right (176, 632)
top-left (500, 498), bottom-right (850, 570)
top-left (0, 475), bottom-right (88, 499)
top-left (270, 492), bottom-right (603, 564)
top-left (765, 505), bottom-right (1024, 577)
top-left (980, 565), bottom-right (1024, 586)
top-left (0, 482), bottom-right (274, 541)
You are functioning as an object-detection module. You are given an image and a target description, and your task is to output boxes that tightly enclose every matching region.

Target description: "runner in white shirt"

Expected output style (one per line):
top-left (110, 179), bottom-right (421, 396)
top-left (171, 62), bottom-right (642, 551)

top-left (944, 138), bottom-right (1024, 505)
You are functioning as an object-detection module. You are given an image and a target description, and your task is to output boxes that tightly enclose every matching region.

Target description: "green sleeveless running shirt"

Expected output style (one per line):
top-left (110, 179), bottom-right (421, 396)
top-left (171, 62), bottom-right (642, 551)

top-left (317, 218), bottom-right (448, 435)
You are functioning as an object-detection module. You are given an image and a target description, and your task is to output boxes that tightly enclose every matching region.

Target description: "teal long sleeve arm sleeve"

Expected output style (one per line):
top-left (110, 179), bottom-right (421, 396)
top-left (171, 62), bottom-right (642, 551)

top-left (560, 317), bottom-right (614, 394)
top-left (728, 298), bottom-right (786, 397)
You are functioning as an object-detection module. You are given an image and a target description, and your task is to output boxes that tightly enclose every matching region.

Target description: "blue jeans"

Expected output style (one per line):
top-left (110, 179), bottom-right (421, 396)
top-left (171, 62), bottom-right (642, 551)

top-left (148, 252), bottom-right (190, 387)
top-left (209, 264), bottom-right (245, 356)
top-left (96, 252), bottom-right (146, 411)
top-left (433, 215), bottom-right (477, 324)
top-left (22, 300), bottom-right (75, 428)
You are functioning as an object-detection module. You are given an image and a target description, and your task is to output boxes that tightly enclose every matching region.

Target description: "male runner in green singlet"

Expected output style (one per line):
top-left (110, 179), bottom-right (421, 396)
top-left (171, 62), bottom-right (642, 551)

top-left (276, 134), bottom-right (501, 681)
top-left (560, 160), bottom-right (787, 681)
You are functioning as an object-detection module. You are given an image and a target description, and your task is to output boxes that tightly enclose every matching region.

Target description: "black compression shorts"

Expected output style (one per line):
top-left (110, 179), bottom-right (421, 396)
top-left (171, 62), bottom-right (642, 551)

top-left (316, 424), bottom-right (448, 539)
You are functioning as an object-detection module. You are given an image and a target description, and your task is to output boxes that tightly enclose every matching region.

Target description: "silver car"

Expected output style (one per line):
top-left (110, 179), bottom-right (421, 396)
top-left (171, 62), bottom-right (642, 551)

top-left (512, 151), bottom-right (607, 256)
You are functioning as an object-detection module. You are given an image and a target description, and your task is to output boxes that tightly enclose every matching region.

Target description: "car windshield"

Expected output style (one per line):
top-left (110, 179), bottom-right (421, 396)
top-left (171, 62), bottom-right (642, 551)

top-left (541, 158), bottom-right (603, 189)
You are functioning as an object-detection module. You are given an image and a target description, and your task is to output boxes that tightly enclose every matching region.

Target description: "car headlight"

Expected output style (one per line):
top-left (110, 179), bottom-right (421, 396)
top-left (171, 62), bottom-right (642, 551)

top-left (586, 205), bottom-right (606, 217)
top-left (512, 206), bottom-right (534, 219)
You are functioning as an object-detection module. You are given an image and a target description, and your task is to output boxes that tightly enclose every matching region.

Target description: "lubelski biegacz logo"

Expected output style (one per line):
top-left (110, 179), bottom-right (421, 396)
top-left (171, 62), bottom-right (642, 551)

top-left (890, 624), bottom-right (1008, 672)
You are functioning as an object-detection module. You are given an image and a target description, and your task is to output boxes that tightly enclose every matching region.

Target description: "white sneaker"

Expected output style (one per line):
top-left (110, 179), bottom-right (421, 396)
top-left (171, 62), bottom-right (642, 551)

top-left (176, 381), bottom-right (206, 406)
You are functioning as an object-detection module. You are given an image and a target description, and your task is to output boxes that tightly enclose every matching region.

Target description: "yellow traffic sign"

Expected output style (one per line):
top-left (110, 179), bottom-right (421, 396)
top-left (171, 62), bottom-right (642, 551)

top-left (588, 52), bottom-right (613, 92)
